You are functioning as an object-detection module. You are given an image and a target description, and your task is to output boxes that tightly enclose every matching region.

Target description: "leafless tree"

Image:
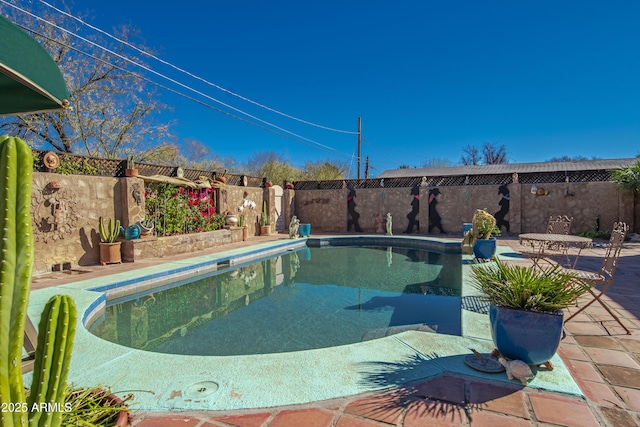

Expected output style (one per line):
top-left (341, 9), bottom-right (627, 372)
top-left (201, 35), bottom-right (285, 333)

top-left (0, 3), bottom-right (173, 159)
top-left (461, 145), bottom-right (481, 165)
top-left (461, 142), bottom-right (508, 165)
top-left (482, 142), bottom-right (507, 164)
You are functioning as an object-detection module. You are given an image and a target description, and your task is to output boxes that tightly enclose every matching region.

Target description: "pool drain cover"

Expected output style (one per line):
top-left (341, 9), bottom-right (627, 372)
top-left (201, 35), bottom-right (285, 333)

top-left (184, 381), bottom-right (219, 398)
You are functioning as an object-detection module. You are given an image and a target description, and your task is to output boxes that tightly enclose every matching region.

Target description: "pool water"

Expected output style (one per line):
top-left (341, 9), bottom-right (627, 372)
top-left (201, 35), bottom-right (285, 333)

top-left (89, 245), bottom-right (462, 356)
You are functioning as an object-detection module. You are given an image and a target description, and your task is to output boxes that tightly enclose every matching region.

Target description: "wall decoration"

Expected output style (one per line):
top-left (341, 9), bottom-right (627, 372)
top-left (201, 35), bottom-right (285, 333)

top-left (404, 185), bottom-right (421, 233)
top-left (495, 184), bottom-right (510, 233)
top-left (132, 182), bottom-right (142, 205)
top-left (346, 189), bottom-right (362, 232)
top-left (428, 188), bottom-right (446, 233)
top-left (31, 183), bottom-right (81, 242)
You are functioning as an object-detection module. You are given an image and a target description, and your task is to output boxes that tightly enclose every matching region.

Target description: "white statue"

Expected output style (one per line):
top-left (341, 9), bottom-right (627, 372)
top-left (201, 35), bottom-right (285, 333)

top-left (386, 213), bottom-right (393, 236)
top-left (289, 215), bottom-right (300, 238)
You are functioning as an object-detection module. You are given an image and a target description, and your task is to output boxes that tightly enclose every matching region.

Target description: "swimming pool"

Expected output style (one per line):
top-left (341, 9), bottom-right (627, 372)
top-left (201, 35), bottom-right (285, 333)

top-left (88, 242), bottom-right (463, 356)
top-left (25, 236), bottom-right (580, 411)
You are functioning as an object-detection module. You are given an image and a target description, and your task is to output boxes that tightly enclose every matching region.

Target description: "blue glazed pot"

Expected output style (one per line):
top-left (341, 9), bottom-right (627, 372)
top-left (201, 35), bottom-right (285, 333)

top-left (299, 223), bottom-right (311, 237)
top-left (473, 237), bottom-right (496, 260)
top-left (490, 304), bottom-right (564, 365)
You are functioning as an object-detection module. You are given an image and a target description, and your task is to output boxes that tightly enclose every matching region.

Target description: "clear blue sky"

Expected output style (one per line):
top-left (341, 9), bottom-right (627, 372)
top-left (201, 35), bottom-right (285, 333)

top-left (18, 1), bottom-right (640, 176)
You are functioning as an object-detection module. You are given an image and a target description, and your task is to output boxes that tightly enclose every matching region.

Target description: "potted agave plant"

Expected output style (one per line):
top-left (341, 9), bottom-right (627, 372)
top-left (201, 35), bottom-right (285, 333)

top-left (99, 216), bottom-right (122, 265)
top-left (470, 260), bottom-right (588, 367)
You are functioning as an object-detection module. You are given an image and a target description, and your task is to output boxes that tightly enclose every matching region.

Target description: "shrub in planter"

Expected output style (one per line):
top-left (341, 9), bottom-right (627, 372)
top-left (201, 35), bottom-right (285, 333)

top-left (470, 260), bottom-right (589, 365)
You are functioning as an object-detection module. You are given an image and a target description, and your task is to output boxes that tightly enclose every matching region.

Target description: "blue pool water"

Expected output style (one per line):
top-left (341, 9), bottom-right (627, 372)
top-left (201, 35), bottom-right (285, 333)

top-left (89, 244), bottom-right (462, 356)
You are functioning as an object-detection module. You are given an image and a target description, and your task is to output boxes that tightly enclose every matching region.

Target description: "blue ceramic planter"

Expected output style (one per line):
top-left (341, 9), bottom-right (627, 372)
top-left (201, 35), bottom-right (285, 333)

top-left (489, 304), bottom-right (564, 365)
top-left (299, 223), bottom-right (311, 237)
top-left (473, 237), bottom-right (496, 260)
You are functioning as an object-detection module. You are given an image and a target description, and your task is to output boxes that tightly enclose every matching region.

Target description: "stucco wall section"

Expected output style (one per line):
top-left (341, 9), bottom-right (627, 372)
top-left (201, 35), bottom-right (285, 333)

top-left (293, 182), bottom-right (634, 236)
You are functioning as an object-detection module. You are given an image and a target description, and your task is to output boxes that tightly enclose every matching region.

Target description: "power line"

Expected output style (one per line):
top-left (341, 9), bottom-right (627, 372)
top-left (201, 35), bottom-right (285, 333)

top-left (35, 0), bottom-right (359, 135)
top-left (1, 0), bottom-right (356, 159)
top-left (9, 19), bottom-right (358, 161)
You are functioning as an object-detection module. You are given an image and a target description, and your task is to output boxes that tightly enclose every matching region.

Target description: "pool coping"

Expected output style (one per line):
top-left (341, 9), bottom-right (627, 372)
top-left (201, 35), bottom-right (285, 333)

top-left (24, 235), bottom-right (583, 412)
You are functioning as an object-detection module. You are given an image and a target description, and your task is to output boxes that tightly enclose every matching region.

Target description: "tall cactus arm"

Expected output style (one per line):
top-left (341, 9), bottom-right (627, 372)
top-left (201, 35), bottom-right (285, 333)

top-left (26, 295), bottom-right (76, 427)
top-left (0, 135), bottom-right (34, 427)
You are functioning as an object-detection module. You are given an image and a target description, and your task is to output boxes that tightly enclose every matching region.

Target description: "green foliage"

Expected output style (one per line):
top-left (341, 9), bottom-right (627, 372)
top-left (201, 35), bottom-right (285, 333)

top-left (98, 216), bottom-right (121, 243)
top-left (61, 385), bottom-right (131, 426)
top-left (300, 159), bottom-right (348, 180)
top-left (26, 295), bottom-right (77, 427)
top-left (473, 209), bottom-right (497, 239)
top-left (0, 135), bottom-right (34, 426)
top-left (56, 154), bottom-right (102, 175)
top-left (610, 161), bottom-right (640, 193)
top-left (0, 136), bottom-right (84, 426)
top-left (145, 183), bottom-right (225, 236)
top-left (470, 260), bottom-right (589, 312)
top-left (260, 201), bottom-right (270, 226)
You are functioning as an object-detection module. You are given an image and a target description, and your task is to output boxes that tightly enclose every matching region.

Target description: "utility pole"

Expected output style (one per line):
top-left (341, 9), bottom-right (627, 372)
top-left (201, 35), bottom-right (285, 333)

top-left (357, 117), bottom-right (361, 179)
top-left (365, 156), bottom-right (369, 179)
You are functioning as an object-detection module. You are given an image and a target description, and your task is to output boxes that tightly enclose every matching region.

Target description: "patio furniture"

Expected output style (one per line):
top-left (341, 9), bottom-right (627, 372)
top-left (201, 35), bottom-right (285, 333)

top-left (564, 221), bottom-right (630, 334)
top-left (520, 215), bottom-right (574, 267)
top-left (22, 316), bottom-right (38, 373)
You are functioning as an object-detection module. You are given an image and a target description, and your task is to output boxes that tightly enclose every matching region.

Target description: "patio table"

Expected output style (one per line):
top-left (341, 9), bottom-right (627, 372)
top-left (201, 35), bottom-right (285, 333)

top-left (519, 233), bottom-right (593, 269)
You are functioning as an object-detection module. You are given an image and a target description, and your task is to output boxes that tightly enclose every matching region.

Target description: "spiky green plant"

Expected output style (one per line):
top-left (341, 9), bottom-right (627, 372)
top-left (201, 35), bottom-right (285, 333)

top-left (470, 260), bottom-right (590, 312)
top-left (26, 295), bottom-right (76, 427)
top-left (260, 201), bottom-right (270, 226)
top-left (0, 135), bottom-right (34, 426)
top-left (0, 136), bottom-right (78, 427)
top-left (98, 216), bottom-right (121, 243)
top-left (611, 161), bottom-right (640, 193)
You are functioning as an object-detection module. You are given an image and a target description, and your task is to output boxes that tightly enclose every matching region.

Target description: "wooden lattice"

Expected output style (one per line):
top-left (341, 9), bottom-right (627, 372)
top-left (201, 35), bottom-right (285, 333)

top-left (32, 150), bottom-right (617, 190)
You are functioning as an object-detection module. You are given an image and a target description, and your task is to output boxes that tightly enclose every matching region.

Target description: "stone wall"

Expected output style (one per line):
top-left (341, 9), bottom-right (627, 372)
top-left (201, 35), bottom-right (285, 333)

top-left (30, 171), bottom-right (636, 275)
top-left (291, 182), bottom-right (636, 235)
top-left (30, 172), bottom-right (274, 275)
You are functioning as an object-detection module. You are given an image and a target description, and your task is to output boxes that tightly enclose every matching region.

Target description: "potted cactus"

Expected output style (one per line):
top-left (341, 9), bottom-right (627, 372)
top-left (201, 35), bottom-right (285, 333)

top-left (260, 201), bottom-right (270, 236)
top-left (99, 216), bottom-right (122, 265)
top-left (463, 208), bottom-right (500, 260)
top-left (125, 156), bottom-right (138, 177)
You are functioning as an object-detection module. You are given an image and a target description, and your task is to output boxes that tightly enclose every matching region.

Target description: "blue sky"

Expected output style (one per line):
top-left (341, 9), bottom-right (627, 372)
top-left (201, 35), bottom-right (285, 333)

top-left (11, 1), bottom-right (640, 176)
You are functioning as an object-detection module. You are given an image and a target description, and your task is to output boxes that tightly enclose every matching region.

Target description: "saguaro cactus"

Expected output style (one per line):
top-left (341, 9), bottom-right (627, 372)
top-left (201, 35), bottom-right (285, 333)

top-left (26, 295), bottom-right (76, 427)
top-left (0, 136), bottom-right (77, 427)
top-left (0, 135), bottom-right (34, 427)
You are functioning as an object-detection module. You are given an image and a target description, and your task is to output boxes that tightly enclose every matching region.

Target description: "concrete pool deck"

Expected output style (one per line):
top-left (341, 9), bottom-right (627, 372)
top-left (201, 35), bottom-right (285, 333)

top-left (26, 233), bottom-right (640, 426)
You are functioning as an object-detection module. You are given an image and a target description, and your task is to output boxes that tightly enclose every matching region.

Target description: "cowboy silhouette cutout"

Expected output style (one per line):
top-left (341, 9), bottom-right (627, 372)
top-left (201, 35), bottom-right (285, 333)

top-left (347, 189), bottom-right (363, 232)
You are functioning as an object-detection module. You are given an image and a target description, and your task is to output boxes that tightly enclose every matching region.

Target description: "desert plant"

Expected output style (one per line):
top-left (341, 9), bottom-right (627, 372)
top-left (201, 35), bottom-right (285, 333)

top-left (99, 216), bottom-right (121, 243)
top-left (472, 208), bottom-right (497, 239)
top-left (611, 160), bottom-right (640, 193)
top-left (462, 208), bottom-right (499, 254)
top-left (260, 201), bottom-right (270, 226)
top-left (470, 260), bottom-right (589, 312)
top-left (62, 385), bottom-right (131, 426)
top-left (0, 135), bottom-right (78, 426)
top-left (26, 295), bottom-right (77, 427)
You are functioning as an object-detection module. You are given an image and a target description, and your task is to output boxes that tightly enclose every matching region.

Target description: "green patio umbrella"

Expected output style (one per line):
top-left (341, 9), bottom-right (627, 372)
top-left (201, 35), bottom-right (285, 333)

top-left (0, 14), bottom-right (69, 115)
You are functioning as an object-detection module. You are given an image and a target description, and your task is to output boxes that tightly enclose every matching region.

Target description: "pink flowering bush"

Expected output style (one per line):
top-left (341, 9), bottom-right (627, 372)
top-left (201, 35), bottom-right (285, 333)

top-left (145, 183), bottom-right (225, 236)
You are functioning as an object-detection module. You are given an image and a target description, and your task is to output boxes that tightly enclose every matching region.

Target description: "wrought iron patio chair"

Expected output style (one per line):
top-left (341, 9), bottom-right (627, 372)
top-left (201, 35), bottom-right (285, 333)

top-left (521, 215), bottom-right (573, 267)
top-left (564, 221), bottom-right (630, 334)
